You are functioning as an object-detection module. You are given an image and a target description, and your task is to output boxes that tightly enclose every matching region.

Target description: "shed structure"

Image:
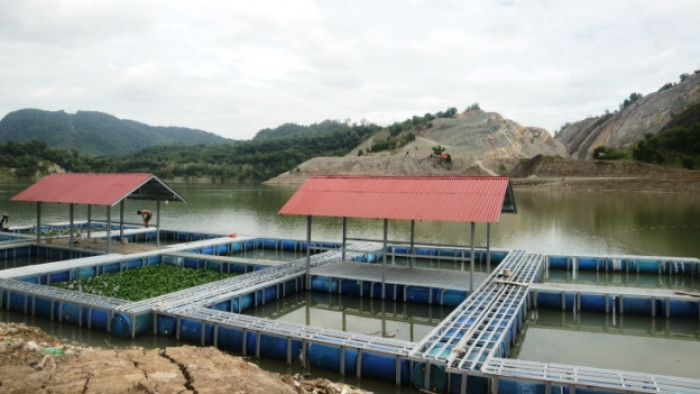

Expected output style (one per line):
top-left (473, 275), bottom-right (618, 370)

top-left (279, 175), bottom-right (517, 293)
top-left (11, 173), bottom-right (186, 253)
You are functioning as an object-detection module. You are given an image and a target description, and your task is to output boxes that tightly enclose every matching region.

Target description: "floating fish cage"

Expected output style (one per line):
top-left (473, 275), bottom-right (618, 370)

top-left (1, 231), bottom-right (699, 393)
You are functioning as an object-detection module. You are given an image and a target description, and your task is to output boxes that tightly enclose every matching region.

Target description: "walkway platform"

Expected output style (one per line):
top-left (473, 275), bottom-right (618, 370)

top-left (311, 262), bottom-right (488, 292)
top-left (481, 357), bottom-right (700, 394)
top-left (531, 282), bottom-right (700, 318)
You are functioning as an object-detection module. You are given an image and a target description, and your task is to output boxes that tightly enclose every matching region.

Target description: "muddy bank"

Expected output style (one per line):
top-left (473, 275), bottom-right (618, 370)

top-left (0, 322), bottom-right (369, 394)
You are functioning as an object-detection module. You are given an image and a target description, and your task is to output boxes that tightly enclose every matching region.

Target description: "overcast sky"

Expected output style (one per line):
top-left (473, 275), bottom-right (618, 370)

top-left (1, 1), bottom-right (698, 140)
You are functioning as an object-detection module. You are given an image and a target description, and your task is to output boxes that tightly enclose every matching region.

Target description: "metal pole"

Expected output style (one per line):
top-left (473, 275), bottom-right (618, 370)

top-left (470, 222), bottom-right (475, 293)
top-left (36, 202), bottom-right (41, 245)
top-left (119, 200), bottom-right (124, 240)
top-left (410, 219), bottom-right (415, 268)
top-left (486, 223), bottom-right (491, 273)
top-left (306, 215), bottom-right (311, 290)
top-left (156, 200), bottom-right (161, 246)
top-left (69, 203), bottom-right (74, 250)
top-left (342, 217), bottom-right (347, 261)
top-left (107, 206), bottom-right (112, 254)
top-left (382, 218), bottom-right (388, 299)
top-left (87, 205), bottom-right (92, 239)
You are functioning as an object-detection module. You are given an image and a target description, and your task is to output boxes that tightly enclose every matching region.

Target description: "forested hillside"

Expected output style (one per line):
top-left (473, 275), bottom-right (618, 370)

top-left (0, 109), bottom-right (232, 155)
top-left (0, 120), bottom-right (380, 182)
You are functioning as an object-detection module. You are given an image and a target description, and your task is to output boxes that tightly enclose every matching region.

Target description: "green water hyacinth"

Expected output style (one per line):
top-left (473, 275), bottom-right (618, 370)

top-left (51, 264), bottom-right (237, 301)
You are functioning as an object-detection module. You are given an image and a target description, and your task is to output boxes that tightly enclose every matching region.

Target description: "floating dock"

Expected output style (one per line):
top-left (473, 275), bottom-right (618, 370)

top-left (1, 229), bottom-right (699, 394)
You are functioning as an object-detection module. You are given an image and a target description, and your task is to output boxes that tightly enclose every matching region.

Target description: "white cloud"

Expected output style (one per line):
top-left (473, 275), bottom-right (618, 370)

top-left (0, 0), bottom-right (698, 139)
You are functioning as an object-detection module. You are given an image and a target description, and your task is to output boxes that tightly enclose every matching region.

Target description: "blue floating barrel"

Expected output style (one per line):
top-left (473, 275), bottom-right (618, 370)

top-left (8, 292), bottom-right (28, 311)
top-left (659, 299), bottom-right (699, 318)
top-left (78, 266), bottom-right (96, 278)
top-left (33, 297), bottom-right (53, 319)
top-left (548, 256), bottom-right (569, 269)
top-left (111, 313), bottom-right (133, 338)
top-left (310, 276), bottom-right (338, 292)
top-left (496, 379), bottom-right (546, 394)
top-left (231, 242), bottom-right (243, 253)
top-left (103, 263), bottom-right (121, 274)
top-left (232, 294), bottom-right (253, 313)
top-left (212, 300), bottom-right (232, 312)
top-left (263, 239), bottom-right (277, 249)
top-left (360, 352), bottom-right (409, 384)
top-left (216, 326), bottom-right (245, 352)
top-left (307, 343), bottom-right (358, 375)
top-left (157, 314), bottom-right (176, 336)
top-left (80, 308), bottom-right (109, 331)
top-left (179, 318), bottom-right (213, 345)
top-left (253, 334), bottom-right (302, 361)
top-left (262, 286), bottom-right (277, 302)
top-left (48, 271), bottom-right (69, 283)
top-left (412, 363), bottom-right (446, 393)
top-left (637, 259), bottom-right (659, 274)
top-left (536, 292), bottom-right (569, 310)
top-left (340, 280), bottom-right (364, 296)
top-left (440, 290), bottom-right (467, 307)
top-left (448, 372), bottom-right (489, 393)
top-left (184, 257), bottom-right (198, 269)
top-left (622, 297), bottom-right (653, 315)
top-left (282, 240), bottom-right (297, 251)
top-left (580, 294), bottom-right (608, 312)
top-left (578, 257), bottom-right (598, 270)
top-left (406, 286), bottom-right (431, 304)
top-left (111, 312), bottom-right (153, 338)
top-left (216, 244), bottom-right (229, 255)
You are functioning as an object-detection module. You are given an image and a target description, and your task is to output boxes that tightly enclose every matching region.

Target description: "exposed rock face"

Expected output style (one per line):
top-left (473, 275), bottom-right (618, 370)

top-left (426, 109), bottom-right (566, 159)
top-left (266, 109), bottom-right (567, 184)
top-left (556, 72), bottom-right (700, 159)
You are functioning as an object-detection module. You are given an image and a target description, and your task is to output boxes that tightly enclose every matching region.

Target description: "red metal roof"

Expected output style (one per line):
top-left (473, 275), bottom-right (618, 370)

top-left (278, 175), bottom-right (516, 223)
top-left (11, 173), bottom-right (186, 206)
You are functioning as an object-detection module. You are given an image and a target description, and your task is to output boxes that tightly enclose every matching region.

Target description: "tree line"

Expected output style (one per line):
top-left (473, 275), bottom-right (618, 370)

top-left (0, 120), bottom-right (380, 182)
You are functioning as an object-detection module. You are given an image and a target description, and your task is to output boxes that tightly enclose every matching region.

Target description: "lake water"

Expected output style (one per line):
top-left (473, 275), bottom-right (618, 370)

top-left (1, 180), bottom-right (699, 386)
top-left (3, 182), bottom-right (699, 258)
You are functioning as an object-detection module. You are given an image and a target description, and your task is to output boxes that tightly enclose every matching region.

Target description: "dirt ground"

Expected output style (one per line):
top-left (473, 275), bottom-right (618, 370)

top-left (0, 322), bottom-right (370, 394)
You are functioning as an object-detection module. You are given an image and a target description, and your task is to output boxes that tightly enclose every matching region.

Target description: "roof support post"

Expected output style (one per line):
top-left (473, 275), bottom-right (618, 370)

top-left (156, 200), bottom-right (161, 246)
top-left (106, 206), bottom-right (112, 254)
top-left (305, 215), bottom-right (312, 290)
top-left (470, 221), bottom-right (475, 293)
top-left (35, 202), bottom-right (41, 245)
top-left (119, 200), bottom-right (124, 241)
top-left (382, 218), bottom-right (388, 299)
top-left (341, 217), bottom-right (347, 262)
top-left (87, 205), bottom-right (92, 239)
top-left (486, 223), bottom-right (491, 273)
top-left (69, 203), bottom-right (75, 250)
top-left (410, 220), bottom-right (415, 269)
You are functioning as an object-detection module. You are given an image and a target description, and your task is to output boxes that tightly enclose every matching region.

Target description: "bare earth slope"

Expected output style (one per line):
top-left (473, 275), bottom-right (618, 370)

top-left (556, 72), bottom-right (700, 159)
top-left (0, 322), bottom-right (366, 394)
top-left (266, 109), bottom-right (567, 185)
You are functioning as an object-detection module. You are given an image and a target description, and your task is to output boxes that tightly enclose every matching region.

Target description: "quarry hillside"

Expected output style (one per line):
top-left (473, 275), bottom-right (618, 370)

top-left (265, 108), bottom-right (567, 184)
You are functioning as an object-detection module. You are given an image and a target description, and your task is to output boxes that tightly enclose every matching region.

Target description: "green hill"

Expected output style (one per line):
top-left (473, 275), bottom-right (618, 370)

top-left (0, 109), bottom-right (233, 156)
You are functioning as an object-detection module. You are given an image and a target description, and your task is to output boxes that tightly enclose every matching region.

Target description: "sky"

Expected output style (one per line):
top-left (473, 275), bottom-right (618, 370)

top-left (1, 0), bottom-right (698, 141)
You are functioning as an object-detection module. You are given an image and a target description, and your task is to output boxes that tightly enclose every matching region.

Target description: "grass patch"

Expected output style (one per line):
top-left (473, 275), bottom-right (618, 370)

top-left (51, 264), bottom-right (237, 301)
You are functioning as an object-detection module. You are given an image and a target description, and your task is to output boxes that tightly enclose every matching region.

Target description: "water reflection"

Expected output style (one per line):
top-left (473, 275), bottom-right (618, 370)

top-left (245, 292), bottom-right (453, 342)
top-left (515, 309), bottom-right (700, 379)
top-left (546, 268), bottom-right (700, 291)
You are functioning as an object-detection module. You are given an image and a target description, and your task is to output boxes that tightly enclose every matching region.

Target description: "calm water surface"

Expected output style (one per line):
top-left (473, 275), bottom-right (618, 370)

top-left (2, 182), bottom-right (698, 258)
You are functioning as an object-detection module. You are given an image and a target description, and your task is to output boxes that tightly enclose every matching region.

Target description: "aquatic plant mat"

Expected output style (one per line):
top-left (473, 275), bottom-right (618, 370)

top-left (50, 264), bottom-right (237, 301)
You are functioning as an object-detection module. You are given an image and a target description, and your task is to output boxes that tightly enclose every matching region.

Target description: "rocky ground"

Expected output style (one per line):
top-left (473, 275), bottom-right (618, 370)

top-left (0, 322), bottom-right (370, 394)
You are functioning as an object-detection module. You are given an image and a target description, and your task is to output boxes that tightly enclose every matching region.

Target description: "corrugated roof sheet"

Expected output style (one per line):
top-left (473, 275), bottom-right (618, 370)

top-left (11, 173), bottom-right (186, 206)
top-left (278, 175), bottom-right (516, 223)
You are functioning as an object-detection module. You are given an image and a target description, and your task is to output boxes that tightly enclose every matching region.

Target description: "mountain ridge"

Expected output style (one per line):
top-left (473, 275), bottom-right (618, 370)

top-left (0, 109), bottom-right (233, 156)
